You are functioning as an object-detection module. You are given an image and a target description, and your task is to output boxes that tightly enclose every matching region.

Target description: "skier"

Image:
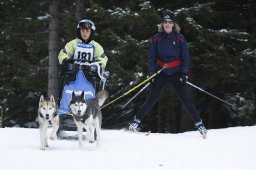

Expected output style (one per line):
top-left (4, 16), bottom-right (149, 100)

top-left (128, 10), bottom-right (207, 137)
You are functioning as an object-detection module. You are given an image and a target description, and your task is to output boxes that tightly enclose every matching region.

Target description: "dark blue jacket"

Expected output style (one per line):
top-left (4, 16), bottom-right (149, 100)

top-left (148, 31), bottom-right (190, 75)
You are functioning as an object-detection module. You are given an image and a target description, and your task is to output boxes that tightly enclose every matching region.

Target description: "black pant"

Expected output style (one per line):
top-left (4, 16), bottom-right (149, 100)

top-left (136, 73), bottom-right (201, 123)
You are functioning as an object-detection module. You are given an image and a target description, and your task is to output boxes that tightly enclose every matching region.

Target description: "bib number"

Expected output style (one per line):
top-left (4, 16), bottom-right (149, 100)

top-left (74, 43), bottom-right (94, 62)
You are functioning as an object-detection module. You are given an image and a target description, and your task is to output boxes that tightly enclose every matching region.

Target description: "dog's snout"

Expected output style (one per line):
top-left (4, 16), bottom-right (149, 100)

top-left (46, 114), bottom-right (49, 119)
top-left (77, 110), bottom-right (81, 115)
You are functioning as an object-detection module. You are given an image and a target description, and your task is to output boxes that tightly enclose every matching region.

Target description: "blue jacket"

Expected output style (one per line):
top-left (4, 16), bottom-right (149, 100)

top-left (148, 31), bottom-right (190, 75)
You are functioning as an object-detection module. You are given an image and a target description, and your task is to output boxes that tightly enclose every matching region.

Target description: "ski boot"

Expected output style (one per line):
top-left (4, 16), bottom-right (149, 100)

top-left (195, 121), bottom-right (207, 139)
top-left (128, 117), bottom-right (141, 132)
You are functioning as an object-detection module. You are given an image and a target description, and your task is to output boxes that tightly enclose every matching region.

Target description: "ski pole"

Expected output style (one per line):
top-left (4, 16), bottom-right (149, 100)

top-left (186, 81), bottom-right (235, 108)
top-left (101, 66), bottom-right (166, 109)
top-left (121, 82), bottom-right (151, 109)
top-left (0, 106), bottom-right (3, 128)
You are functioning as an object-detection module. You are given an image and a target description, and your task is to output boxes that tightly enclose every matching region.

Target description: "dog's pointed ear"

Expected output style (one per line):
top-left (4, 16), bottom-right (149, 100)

top-left (72, 91), bottom-right (76, 98)
top-left (39, 95), bottom-right (44, 103)
top-left (81, 91), bottom-right (85, 98)
top-left (50, 95), bottom-right (55, 104)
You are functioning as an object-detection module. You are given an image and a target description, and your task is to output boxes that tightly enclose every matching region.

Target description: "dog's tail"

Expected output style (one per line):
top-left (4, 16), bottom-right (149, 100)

top-left (96, 90), bottom-right (109, 107)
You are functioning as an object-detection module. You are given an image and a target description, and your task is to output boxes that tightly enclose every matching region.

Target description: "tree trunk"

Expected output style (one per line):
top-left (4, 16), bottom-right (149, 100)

top-left (76, 0), bottom-right (85, 21)
top-left (48, 0), bottom-right (59, 100)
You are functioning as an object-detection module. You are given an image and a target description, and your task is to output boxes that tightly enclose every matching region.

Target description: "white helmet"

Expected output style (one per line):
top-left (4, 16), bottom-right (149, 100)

top-left (76, 19), bottom-right (96, 42)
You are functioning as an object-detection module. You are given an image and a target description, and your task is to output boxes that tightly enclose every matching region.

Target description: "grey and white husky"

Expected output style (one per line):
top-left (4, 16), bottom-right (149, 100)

top-left (70, 90), bottom-right (108, 147)
top-left (38, 95), bottom-right (59, 150)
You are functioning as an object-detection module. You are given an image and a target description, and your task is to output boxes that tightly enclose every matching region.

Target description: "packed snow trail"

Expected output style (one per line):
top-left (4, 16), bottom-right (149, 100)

top-left (0, 126), bottom-right (256, 170)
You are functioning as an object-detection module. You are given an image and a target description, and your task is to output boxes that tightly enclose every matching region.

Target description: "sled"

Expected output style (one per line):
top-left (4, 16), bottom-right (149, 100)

top-left (58, 59), bottom-right (107, 133)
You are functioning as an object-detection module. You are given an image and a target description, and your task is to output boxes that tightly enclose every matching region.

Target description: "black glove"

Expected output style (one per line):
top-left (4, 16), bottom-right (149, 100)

top-left (89, 64), bottom-right (98, 76)
top-left (62, 58), bottom-right (67, 65)
top-left (179, 73), bottom-right (188, 84)
top-left (62, 58), bottom-right (73, 65)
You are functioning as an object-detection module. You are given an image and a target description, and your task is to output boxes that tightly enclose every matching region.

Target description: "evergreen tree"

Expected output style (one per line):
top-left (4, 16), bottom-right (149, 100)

top-left (0, 0), bottom-right (255, 131)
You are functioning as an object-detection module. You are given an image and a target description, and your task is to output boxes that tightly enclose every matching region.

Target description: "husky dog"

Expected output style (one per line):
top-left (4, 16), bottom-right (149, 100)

top-left (38, 95), bottom-right (59, 150)
top-left (70, 90), bottom-right (108, 147)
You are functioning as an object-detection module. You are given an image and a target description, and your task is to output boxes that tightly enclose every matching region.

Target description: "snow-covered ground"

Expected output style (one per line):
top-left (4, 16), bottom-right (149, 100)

top-left (0, 126), bottom-right (256, 170)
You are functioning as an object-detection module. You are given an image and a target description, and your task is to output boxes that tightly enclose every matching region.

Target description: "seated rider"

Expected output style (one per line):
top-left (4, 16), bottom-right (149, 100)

top-left (57, 19), bottom-right (108, 131)
top-left (58, 19), bottom-right (108, 89)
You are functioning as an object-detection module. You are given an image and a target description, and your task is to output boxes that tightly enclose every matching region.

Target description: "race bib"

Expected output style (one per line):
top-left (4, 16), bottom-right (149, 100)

top-left (74, 43), bottom-right (94, 62)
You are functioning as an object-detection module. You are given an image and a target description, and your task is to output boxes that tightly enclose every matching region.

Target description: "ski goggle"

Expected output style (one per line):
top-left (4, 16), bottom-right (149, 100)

top-left (77, 20), bottom-right (96, 30)
top-left (79, 22), bottom-right (92, 29)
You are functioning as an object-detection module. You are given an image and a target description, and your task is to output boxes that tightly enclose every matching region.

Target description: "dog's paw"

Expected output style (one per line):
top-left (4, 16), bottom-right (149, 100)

top-left (89, 140), bottom-right (95, 144)
top-left (40, 146), bottom-right (46, 150)
top-left (50, 135), bottom-right (57, 140)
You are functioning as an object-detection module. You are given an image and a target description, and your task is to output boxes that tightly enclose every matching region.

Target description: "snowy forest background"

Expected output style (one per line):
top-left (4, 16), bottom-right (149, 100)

top-left (0, 0), bottom-right (255, 133)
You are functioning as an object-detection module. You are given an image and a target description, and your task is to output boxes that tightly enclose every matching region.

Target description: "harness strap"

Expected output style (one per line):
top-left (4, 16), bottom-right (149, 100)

top-left (53, 111), bottom-right (58, 118)
top-left (72, 113), bottom-right (86, 123)
top-left (38, 110), bottom-right (57, 125)
top-left (157, 59), bottom-right (181, 69)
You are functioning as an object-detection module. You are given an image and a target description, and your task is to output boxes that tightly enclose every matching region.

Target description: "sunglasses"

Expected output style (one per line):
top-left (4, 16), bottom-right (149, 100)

top-left (79, 22), bottom-right (92, 29)
top-left (163, 20), bottom-right (174, 24)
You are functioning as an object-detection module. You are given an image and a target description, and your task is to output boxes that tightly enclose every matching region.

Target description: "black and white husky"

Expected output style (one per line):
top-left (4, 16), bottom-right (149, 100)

top-left (38, 95), bottom-right (59, 150)
top-left (70, 90), bottom-right (108, 147)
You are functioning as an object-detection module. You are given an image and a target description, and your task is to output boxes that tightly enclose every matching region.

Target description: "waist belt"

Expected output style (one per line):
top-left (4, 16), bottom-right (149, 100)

top-left (157, 59), bottom-right (181, 69)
